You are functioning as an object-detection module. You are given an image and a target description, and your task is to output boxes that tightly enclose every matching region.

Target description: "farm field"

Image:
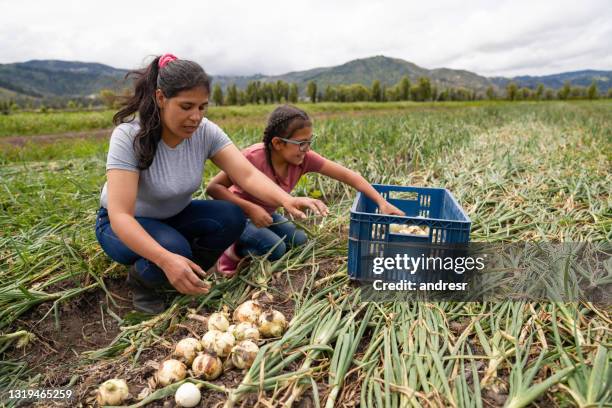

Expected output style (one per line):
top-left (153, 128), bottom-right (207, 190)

top-left (0, 101), bottom-right (610, 407)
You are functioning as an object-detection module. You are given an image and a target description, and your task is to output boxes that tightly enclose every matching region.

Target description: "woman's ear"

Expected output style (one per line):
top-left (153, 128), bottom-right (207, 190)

top-left (155, 89), bottom-right (165, 109)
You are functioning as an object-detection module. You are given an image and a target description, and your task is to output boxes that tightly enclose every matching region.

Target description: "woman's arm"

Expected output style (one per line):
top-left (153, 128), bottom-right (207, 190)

top-left (317, 159), bottom-right (405, 216)
top-left (210, 144), bottom-right (328, 218)
top-left (206, 171), bottom-right (273, 227)
top-left (106, 169), bottom-right (209, 295)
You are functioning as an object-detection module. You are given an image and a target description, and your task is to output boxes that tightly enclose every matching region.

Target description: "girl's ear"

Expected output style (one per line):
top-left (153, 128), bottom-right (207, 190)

top-left (155, 89), bottom-right (165, 109)
top-left (271, 136), bottom-right (284, 151)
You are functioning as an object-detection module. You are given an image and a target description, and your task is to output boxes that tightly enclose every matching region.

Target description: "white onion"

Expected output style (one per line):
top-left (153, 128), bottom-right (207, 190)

top-left (192, 352), bottom-right (223, 380)
top-left (230, 340), bottom-right (260, 369)
top-left (207, 312), bottom-right (230, 332)
top-left (232, 322), bottom-right (260, 341)
top-left (156, 359), bottom-right (187, 386)
top-left (174, 382), bottom-right (201, 407)
top-left (201, 330), bottom-right (235, 357)
top-left (174, 337), bottom-right (202, 365)
top-left (96, 378), bottom-right (129, 406)
top-left (258, 310), bottom-right (287, 338)
top-left (233, 300), bottom-right (263, 324)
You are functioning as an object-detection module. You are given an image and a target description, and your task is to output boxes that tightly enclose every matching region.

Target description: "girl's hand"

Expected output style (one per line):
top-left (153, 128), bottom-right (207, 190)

top-left (157, 253), bottom-right (211, 295)
top-left (247, 205), bottom-right (273, 228)
top-left (379, 201), bottom-right (405, 216)
top-left (283, 197), bottom-right (329, 219)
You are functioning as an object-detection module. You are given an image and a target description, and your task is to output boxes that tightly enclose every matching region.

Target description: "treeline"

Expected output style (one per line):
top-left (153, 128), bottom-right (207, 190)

top-left (209, 77), bottom-right (611, 106)
top-left (1, 77), bottom-right (610, 114)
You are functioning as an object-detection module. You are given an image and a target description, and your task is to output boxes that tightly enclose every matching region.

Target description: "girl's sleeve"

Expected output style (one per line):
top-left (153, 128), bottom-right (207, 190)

top-left (303, 150), bottom-right (326, 173)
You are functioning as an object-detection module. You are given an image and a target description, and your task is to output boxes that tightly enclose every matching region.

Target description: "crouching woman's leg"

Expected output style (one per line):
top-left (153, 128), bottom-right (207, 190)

top-left (94, 207), bottom-right (193, 314)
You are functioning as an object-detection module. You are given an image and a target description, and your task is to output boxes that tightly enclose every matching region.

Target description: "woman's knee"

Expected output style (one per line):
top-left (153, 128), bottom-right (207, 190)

top-left (288, 229), bottom-right (308, 248)
top-left (151, 230), bottom-right (192, 258)
top-left (266, 240), bottom-right (287, 261)
top-left (221, 202), bottom-right (247, 236)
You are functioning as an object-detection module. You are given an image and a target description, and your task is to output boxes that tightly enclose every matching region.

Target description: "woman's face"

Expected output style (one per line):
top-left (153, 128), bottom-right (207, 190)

top-left (273, 126), bottom-right (313, 166)
top-left (156, 86), bottom-right (209, 139)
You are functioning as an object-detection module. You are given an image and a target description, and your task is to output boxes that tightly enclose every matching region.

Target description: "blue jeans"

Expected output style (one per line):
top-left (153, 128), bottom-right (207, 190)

top-left (235, 213), bottom-right (308, 261)
top-left (95, 200), bottom-right (246, 285)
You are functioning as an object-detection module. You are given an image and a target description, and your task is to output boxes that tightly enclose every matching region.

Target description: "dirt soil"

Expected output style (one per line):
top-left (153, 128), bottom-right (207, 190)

top-left (5, 258), bottom-right (341, 407)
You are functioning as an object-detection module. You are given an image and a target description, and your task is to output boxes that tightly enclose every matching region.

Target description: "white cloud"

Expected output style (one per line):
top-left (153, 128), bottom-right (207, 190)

top-left (1, 0), bottom-right (610, 77)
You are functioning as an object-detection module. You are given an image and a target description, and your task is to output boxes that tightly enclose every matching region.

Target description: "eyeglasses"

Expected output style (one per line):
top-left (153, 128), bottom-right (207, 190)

top-left (277, 136), bottom-right (316, 152)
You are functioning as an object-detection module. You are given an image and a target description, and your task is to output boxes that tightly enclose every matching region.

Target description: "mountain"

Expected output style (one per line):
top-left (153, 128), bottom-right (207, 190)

top-left (0, 57), bottom-right (610, 100)
top-left (490, 70), bottom-right (612, 91)
top-left (0, 60), bottom-right (128, 97)
top-left (213, 56), bottom-right (496, 93)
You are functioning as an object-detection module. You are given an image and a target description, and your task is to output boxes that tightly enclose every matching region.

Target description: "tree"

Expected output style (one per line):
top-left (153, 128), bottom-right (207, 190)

top-left (558, 81), bottom-right (571, 100)
top-left (545, 88), bottom-right (555, 100)
top-left (587, 81), bottom-right (599, 100)
top-left (535, 83), bottom-right (544, 100)
top-left (226, 84), bottom-right (238, 105)
top-left (418, 77), bottom-right (432, 101)
top-left (323, 85), bottom-right (336, 102)
top-left (289, 84), bottom-right (299, 103)
top-left (607, 88), bottom-right (612, 99)
top-left (306, 81), bottom-right (317, 103)
top-left (486, 86), bottom-right (496, 100)
top-left (99, 89), bottom-right (117, 109)
top-left (212, 84), bottom-right (224, 106)
top-left (506, 82), bottom-right (518, 101)
top-left (371, 80), bottom-right (382, 102)
top-left (399, 76), bottom-right (411, 101)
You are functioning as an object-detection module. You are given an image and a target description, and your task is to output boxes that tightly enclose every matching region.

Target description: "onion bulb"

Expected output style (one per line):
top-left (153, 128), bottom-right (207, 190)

top-left (192, 352), bottom-right (223, 380)
top-left (258, 310), bottom-right (287, 338)
top-left (96, 379), bottom-right (129, 406)
top-left (201, 330), bottom-right (235, 357)
top-left (174, 337), bottom-right (202, 365)
top-left (207, 312), bottom-right (230, 332)
top-left (230, 340), bottom-right (259, 369)
top-left (232, 322), bottom-right (260, 341)
top-left (174, 382), bottom-right (201, 407)
top-left (156, 359), bottom-right (187, 386)
top-left (233, 300), bottom-right (263, 324)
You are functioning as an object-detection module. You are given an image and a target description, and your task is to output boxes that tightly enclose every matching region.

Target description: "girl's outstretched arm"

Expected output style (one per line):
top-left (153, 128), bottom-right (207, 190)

top-left (318, 159), bottom-right (405, 216)
top-left (210, 144), bottom-right (328, 219)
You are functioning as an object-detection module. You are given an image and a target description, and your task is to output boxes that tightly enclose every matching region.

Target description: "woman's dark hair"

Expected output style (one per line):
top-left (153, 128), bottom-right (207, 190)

top-left (113, 56), bottom-right (211, 169)
top-left (262, 104), bottom-right (312, 178)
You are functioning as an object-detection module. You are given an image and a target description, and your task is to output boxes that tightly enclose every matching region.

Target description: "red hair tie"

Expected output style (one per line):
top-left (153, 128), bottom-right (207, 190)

top-left (158, 54), bottom-right (178, 69)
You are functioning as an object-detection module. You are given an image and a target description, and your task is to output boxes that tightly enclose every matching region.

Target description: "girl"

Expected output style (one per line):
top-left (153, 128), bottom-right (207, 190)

top-left (96, 56), bottom-right (326, 314)
top-left (206, 104), bottom-right (404, 276)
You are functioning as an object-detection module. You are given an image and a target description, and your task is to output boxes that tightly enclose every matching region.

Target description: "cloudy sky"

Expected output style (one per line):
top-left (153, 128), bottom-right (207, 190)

top-left (1, 0), bottom-right (610, 77)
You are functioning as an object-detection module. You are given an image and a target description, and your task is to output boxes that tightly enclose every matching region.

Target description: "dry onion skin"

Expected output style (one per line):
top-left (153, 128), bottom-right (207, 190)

top-left (207, 312), bottom-right (230, 332)
top-left (201, 330), bottom-right (235, 357)
top-left (230, 340), bottom-right (260, 369)
top-left (258, 310), bottom-right (288, 338)
top-left (192, 352), bottom-right (223, 380)
top-left (96, 378), bottom-right (129, 406)
top-left (174, 337), bottom-right (202, 365)
top-left (233, 300), bottom-right (263, 324)
top-left (156, 359), bottom-right (187, 386)
top-left (232, 322), bottom-right (260, 341)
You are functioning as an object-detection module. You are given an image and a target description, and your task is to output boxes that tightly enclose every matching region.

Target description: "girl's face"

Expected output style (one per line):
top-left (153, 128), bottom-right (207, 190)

top-left (272, 126), bottom-right (313, 166)
top-left (156, 86), bottom-right (209, 139)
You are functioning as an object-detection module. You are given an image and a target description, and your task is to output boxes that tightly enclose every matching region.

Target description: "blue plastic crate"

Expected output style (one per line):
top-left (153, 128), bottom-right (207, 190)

top-left (348, 184), bottom-right (471, 279)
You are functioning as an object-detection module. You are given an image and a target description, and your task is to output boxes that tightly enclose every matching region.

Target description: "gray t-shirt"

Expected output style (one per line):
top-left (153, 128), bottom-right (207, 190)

top-left (99, 118), bottom-right (232, 219)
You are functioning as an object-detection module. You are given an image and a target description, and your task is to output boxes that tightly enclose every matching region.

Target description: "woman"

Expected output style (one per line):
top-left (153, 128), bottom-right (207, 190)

top-left (95, 54), bottom-right (327, 314)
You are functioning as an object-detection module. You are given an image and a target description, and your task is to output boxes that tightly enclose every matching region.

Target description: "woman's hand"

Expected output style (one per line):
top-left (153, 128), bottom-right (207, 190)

top-left (283, 197), bottom-right (329, 219)
top-left (378, 201), bottom-right (405, 216)
top-left (157, 253), bottom-right (211, 295)
top-left (246, 204), bottom-right (273, 228)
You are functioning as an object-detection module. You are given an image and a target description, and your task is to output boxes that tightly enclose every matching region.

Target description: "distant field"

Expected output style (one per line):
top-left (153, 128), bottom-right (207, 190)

top-left (0, 100), bottom-right (570, 138)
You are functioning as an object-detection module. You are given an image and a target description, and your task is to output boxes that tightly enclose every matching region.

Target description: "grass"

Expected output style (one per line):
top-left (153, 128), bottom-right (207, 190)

top-left (0, 101), bottom-right (610, 406)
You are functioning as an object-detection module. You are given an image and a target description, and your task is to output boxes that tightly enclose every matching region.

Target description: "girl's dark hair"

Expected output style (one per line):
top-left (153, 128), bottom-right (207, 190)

top-left (113, 56), bottom-right (211, 169)
top-left (262, 104), bottom-right (312, 178)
